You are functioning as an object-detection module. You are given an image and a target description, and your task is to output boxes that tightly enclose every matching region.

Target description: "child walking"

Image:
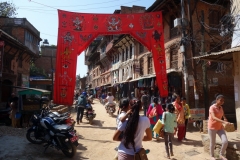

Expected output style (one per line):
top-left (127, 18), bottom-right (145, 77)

top-left (162, 104), bottom-right (177, 159)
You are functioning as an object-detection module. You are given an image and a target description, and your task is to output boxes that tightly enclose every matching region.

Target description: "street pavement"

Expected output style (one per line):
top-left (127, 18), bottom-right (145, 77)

top-left (72, 99), bottom-right (211, 160)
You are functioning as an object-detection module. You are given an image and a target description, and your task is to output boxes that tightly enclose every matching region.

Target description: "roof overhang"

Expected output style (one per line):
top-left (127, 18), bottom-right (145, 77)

top-left (193, 46), bottom-right (240, 62)
top-left (130, 74), bottom-right (156, 82)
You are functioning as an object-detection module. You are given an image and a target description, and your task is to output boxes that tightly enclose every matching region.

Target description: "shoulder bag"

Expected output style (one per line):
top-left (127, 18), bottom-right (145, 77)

top-left (134, 147), bottom-right (148, 160)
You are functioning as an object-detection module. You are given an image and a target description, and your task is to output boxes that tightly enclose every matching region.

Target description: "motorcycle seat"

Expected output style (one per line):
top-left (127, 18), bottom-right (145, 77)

top-left (53, 124), bottom-right (72, 132)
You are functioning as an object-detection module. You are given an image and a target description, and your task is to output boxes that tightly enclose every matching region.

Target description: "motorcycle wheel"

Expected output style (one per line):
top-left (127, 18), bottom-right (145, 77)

top-left (26, 130), bottom-right (44, 144)
top-left (62, 142), bottom-right (77, 158)
top-left (88, 117), bottom-right (93, 125)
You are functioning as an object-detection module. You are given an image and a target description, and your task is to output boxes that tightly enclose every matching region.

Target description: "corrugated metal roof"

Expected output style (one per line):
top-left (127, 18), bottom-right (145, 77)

top-left (193, 46), bottom-right (240, 59)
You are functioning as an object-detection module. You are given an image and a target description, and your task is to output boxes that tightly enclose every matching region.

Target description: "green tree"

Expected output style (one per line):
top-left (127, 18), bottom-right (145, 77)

top-left (0, 2), bottom-right (17, 17)
top-left (30, 62), bottom-right (48, 78)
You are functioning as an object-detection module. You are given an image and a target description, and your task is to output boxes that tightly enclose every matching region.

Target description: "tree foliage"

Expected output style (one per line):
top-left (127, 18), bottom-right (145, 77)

top-left (30, 62), bottom-right (48, 78)
top-left (0, 2), bottom-right (17, 17)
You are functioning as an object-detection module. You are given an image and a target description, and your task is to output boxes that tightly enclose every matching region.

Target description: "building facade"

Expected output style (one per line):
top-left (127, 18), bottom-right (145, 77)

top-left (0, 17), bottom-right (41, 104)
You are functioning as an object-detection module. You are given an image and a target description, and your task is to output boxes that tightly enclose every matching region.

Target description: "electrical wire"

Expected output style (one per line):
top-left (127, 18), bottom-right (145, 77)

top-left (21, 0), bottom-right (120, 8)
top-left (23, 0), bottom-right (141, 11)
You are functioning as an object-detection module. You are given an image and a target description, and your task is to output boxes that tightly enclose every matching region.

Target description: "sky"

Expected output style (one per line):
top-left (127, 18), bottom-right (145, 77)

top-left (8, 0), bottom-right (156, 77)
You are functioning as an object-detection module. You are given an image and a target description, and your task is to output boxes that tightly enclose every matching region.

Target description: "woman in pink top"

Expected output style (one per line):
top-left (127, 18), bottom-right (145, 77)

top-left (147, 97), bottom-right (164, 139)
top-left (208, 95), bottom-right (229, 160)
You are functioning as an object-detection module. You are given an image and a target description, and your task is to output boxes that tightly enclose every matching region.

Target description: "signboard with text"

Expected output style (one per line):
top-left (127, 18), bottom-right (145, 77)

top-left (0, 41), bottom-right (4, 77)
top-left (189, 108), bottom-right (205, 123)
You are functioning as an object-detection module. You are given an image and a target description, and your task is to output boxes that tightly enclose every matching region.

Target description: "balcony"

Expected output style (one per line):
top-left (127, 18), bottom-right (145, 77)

top-left (25, 40), bottom-right (39, 54)
top-left (112, 61), bottom-right (121, 71)
top-left (170, 27), bottom-right (180, 39)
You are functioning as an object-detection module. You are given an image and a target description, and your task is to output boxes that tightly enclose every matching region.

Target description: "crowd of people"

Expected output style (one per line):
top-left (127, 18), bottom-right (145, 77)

top-left (110, 91), bottom-right (229, 160)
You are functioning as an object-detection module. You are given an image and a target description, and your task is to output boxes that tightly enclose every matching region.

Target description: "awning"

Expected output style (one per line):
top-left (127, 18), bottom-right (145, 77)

top-left (18, 88), bottom-right (51, 95)
top-left (167, 68), bottom-right (181, 74)
top-left (193, 46), bottom-right (240, 62)
top-left (130, 74), bottom-right (156, 82)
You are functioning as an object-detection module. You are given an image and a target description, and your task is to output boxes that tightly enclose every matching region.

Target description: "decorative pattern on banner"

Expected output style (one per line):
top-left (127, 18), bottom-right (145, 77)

top-left (55, 10), bottom-right (168, 105)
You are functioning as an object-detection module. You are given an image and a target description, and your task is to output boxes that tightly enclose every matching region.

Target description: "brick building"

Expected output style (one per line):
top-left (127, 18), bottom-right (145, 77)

top-left (148, 0), bottom-right (234, 120)
top-left (0, 17), bottom-right (41, 104)
top-left (29, 45), bottom-right (56, 99)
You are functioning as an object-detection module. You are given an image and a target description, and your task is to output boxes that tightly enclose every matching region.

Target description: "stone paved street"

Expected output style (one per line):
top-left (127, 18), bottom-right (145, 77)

top-left (0, 99), bottom-right (226, 160)
top-left (71, 99), bottom-right (210, 160)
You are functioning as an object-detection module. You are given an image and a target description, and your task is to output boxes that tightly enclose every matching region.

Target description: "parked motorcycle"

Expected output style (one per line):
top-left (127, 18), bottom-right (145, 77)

top-left (84, 104), bottom-right (96, 125)
top-left (105, 103), bottom-right (116, 117)
top-left (32, 106), bottom-right (75, 128)
top-left (26, 114), bottom-right (78, 158)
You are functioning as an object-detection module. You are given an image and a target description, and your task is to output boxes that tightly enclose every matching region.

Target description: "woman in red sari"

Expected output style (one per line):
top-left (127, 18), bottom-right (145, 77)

top-left (172, 94), bottom-right (185, 141)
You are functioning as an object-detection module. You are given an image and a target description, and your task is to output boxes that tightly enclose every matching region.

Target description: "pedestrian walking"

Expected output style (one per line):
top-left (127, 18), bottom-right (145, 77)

top-left (181, 97), bottom-right (191, 140)
top-left (113, 98), bottom-right (132, 160)
top-left (141, 91), bottom-right (149, 116)
top-left (113, 100), bottom-right (152, 160)
top-left (76, 92), bottom-right (87, 124)
top-left (147, 97), bottom-right (164, 140)
top-left (208, 95), bottom-right (229, 160)
top-left (162, 104), bottom-right (177, 159)
top-left (172, 94), bottom-right (185, 141)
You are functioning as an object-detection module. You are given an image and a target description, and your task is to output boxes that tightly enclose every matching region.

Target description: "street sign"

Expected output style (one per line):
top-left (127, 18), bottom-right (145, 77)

top-left (189, 108), bottom-right (205, 123)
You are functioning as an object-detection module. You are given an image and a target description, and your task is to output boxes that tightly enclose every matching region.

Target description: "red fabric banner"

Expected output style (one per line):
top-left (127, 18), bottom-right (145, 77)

top-left (55, 10), bottom-right (168, 105)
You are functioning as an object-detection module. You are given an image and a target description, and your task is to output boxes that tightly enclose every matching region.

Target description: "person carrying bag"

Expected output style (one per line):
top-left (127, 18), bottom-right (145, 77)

top-left (113, 101), bottom-right (152, 160)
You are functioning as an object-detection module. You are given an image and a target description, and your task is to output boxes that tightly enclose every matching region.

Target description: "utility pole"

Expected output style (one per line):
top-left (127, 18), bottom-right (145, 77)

top-left (181, 0), bottom-right (189, 102)
top-left (187, 0), bottom-right (199, 108)
top-left (200, 10), bottom-right (209, 119)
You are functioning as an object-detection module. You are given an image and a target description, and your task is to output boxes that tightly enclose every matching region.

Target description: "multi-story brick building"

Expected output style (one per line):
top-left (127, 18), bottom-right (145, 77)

top-left (148, 0), bottom-right (234, 117)
top-left (0, 17), bottom-right (41, 103)
top-left (30, 44), bottom-right (56, 99)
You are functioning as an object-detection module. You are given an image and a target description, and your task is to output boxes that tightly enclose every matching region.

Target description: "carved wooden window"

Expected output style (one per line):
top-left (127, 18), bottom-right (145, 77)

top-left (130, 44), bottom-right (132, 59)
top-left (209, 10), bottom-right (220, 27)
top-left (140, 58), bottom-right (144, 75)
top-left (122, 49), bottom-right (124, 62)
top-left (17, 73), bottom-right (22, 86)
top-left (170, 16), bottom-right (180, 39)
top-left (3, 56), bottom-right (12, 72)
top-left (170, 48), bottom-right (178, 69)
top-left (18, 54), bottom-right (23, 68)
top-left (148, 56), bottom-right (153, 74)
top-left (210, 43), bottom-right (221, 53)
top-left (126, 47), bottom-right (128, 60)
top-left (209, 10), bottom-right (220, 34)
top-left (139, 43), bottom-right (144, 54)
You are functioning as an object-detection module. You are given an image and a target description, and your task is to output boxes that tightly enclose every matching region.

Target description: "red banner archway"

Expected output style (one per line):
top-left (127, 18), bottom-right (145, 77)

top-left (54, 10), bottom-right (168, 105)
